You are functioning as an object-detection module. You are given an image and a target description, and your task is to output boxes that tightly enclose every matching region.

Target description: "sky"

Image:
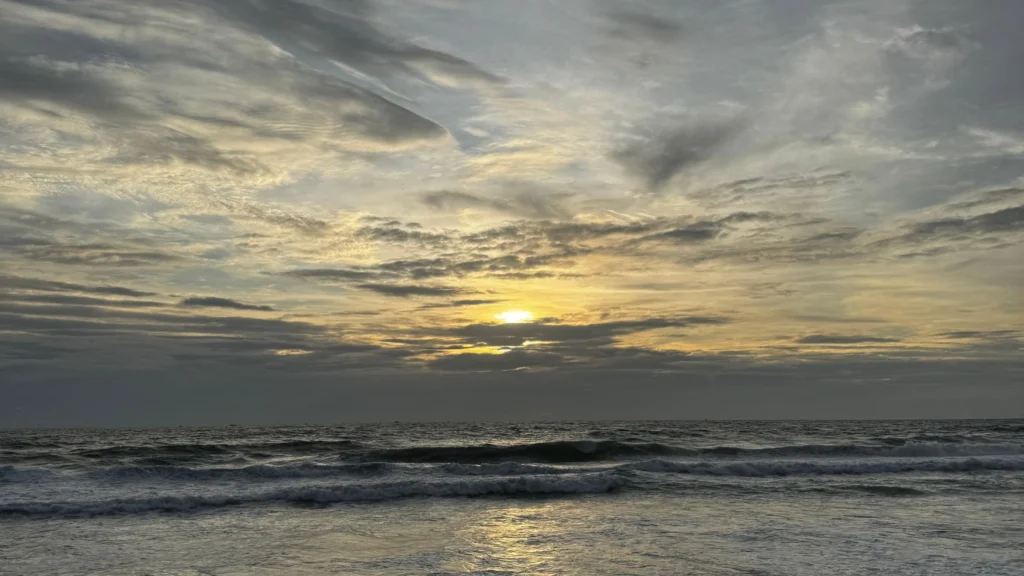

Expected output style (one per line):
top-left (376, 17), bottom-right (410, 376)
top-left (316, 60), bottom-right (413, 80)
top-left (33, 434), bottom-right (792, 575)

top-left (1, 0), bottom-right (1022, 426)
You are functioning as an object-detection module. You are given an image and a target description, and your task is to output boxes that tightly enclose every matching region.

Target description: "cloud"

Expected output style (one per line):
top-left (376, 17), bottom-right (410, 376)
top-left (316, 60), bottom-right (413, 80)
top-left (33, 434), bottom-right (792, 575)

top-left (356, 223), bottom-right (453, 246)
top-left (797, 335), bottom-right (901, 345)
top-left (0, 208), bottom-right (183, 267)
top-left (441, 316), bottom-right (729, 347)
top-left (427, 349), bottom-right (566, 371)
top-left (282, 248), bottom-right (583, 284)
top-left (203, 0), bottom-right (498, 87)
top-left (0, 55), bottom-right (146, 121)
top-left (357, 283), bottom-right (461, 298)
top-left (0, 275), bottom-right (400, 372)
top-left (419, 299), bottom-right (504, 309)
top-left (911, 205), bottom-right (1024, 237)
top-left (885, 27), bottom-right (970, 60)
top-left (607, 11), bottom-right (683, 43)
top-left (0, 0), bottom-right (504, 205)
top-left (876, 201), bottom-right (1024, 257)
top-left (939, 330), bottom-right (1021, 341)
top-left (284, 268), bottom-right (386, 282)
top-left (422, 189), bottom-right (572, 219)
top-left (0, 292), bottom-right (166, 309)
top-left (8, 241), bottom-right (181, 267)
top-left (633, 222), bottom-right (722, 244)
top-left (948, 188), bottom-right (1024, 211)
top-left (180, 296), bottom-right (274, 312)
top-left (613, 118), bottom-right (744, 190)
top-left (0, 274), bottom-right (155, 298)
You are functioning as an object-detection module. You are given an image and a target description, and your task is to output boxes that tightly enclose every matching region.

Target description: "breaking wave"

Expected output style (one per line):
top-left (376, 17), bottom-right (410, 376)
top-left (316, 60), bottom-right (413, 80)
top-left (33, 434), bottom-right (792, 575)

top-left (840, 485), bottom-right (929, 497)
top-left (626, 457), bottom-right (1024, 476)
top-left (73, 439), bottom-right (363, 460)
top-left (357, 440), bottom-right (1024, 463)
top-left (0, 473), bottom-right (626, 517)
top-left (359, 440), bottom-right (680, 463)
top-left (95, 462), bottom-right (393, 480)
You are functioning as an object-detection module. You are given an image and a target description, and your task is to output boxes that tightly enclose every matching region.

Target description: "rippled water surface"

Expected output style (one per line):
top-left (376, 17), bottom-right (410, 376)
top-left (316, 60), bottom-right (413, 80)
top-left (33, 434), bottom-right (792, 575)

top-left (2, 420), bottom-right (1023, 575)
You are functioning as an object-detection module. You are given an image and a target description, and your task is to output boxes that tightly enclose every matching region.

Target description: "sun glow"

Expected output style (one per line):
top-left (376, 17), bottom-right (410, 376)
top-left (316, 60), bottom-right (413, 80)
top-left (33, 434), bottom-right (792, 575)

top-left (496, 310), bottom-right (534, 324)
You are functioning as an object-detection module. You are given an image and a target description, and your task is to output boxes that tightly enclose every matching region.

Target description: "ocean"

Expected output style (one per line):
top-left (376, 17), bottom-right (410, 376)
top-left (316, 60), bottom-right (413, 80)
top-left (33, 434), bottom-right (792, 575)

top-left (2, 420), bottom-right (1023, 575)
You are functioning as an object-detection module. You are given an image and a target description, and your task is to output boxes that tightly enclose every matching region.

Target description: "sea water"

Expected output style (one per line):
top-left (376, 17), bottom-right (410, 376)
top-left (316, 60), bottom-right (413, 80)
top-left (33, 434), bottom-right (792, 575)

top-left (2, 420), bottom-right (1022, 575)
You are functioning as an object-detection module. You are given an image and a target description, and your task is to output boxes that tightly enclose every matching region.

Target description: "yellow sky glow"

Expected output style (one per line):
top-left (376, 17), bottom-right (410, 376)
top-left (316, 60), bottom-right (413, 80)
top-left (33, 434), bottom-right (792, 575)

top-left (495, 310), bottom-right (534, 324)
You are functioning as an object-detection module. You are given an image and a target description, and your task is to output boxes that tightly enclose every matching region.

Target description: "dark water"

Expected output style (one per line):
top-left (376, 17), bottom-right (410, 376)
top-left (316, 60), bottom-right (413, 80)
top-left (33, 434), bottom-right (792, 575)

top-left (2, 421), bottom-right (1023, 575)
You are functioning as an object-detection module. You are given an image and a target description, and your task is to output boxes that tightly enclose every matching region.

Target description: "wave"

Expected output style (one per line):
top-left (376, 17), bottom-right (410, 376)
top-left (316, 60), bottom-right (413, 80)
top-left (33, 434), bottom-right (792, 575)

top-left (626, 457), bottom-right (1024, 476)
top-left (94, 461), bottom-right (393, 480)
top-left (359, 440), bottom-right (681, 463)
top-left (0, 462), bottom-right (395, 484)
top-left (840, 484), bottom-right (929, 497)
top-left (699, 442), bottom-right (1024, 459)
top-left (0, 473), bottom-right (626, 517)
top-left (0, 465), bottom-right (57, 483)
top-left (441, 462), bottom-right (592, 476)
top-left (72, 439), bottom-right (362, 460)
top-left (356, 440), bottom-right (1024, 464)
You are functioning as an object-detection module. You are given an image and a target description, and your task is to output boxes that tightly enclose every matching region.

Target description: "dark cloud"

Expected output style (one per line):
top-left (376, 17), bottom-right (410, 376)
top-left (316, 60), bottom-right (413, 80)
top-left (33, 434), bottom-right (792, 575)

top-left (885, 27), bottom-right (968, 58)
top-left (422, 190), bottom-right (571, 219)
top-left (427, 349), bottom-right (566, 371)
top-left (797, 335), bottom-right (901, 345)
top-left (948, 188), bottom-right (1024, 210)
top-left (0, 0), bottom-right (502, 174)
top-left (0, 208), bottom-right (183, 267)
top-left (283, 249), bottom-right (582, 285)
top-left (109, 129), bottom-right (263, 174)
top-left (0, 55), bottom-right (147, 121)
top-left (441, 316), bottom-right (729, 347)
top-left (939, 330), bottom-right (1021, 340)
top-left (0, 274), bottom-right (155, 297)
top-left (911, 205), bottom-right (1024, 237)
top-left (633, 222), bottom-right (722, 244)
top-left (584, 346), bottom-right (705, 371)
top-left (488, 271), bottom-right (560, 280)
top-left (356, 223), bottom-right (453, 246)
top-left (876, 202), bottom-right (1024, 257)
top-left (180, 296), bottom-right (275, 312)
top-left (613, 118), bottom-right (744, 189)
top-left (419, 299), bottom-right (504, 310)
top-left (0, 293), bottom-right (166, 309)
top-left (802, 229), bottom-right (864, 243)
top-left (299, 71), bottom-right (448, 144)
top-left (0, 337), bottom-right (74, 362)
top-left (0, 279), bottom-right (401, 372)
top-left (424, 342), bottom-right (724, 373)
top-left (357, 283), bottom-right (461, 298)
top-left (607, 11), bottom-right (683, 43)
top-left (284, 268), bottom-right (386, 282)
top-left (202, 0), bottom-right (497, 86)
top-left (456, 215), bottom-right (771, 248)
top-left (13, 242), bottom-right (181, 267)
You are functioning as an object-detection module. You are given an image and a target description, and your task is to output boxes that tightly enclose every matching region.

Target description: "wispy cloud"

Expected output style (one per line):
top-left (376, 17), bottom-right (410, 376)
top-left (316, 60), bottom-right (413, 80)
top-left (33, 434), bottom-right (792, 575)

top-left (180, 296), bottom-right (275, 312)
top-left (0, 0), bottom-right (1021, 417)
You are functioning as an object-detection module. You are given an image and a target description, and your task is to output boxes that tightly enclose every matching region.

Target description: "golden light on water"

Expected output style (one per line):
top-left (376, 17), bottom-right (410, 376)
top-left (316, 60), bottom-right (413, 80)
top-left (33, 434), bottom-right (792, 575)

top-left (495, 310), bottom-right (534, 324)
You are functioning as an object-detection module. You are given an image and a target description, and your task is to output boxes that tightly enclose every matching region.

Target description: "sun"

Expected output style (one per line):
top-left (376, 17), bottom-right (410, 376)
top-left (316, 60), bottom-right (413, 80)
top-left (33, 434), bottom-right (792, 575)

top-left (495, 310), bottom-right (534, 324)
